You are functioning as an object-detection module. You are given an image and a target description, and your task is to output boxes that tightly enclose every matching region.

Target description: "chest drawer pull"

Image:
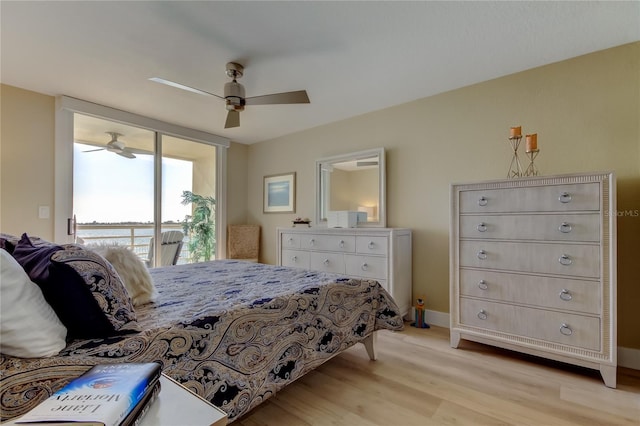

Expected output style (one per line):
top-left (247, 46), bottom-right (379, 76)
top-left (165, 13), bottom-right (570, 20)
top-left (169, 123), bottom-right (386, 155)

top-left (477, 222), bottom-right (487, 232)
top-left (558, 254), bottom-right (573, 266)
top-left (367, 241), bottom-right (375, 249)
top-left (560, 323), bottom-right (573, 336)
top-left (559, 192), bottom-right (572, 204)
top-left (559, 289), bottom-right (573, 301)
top-left (339, 240), bottom-right (345, 248)
top-left (287, 237), bottom-right (295, 244)
top-left (478, 280), bottom-right (488, 290)
top-left (361, 263), bottom-right (369, 271)
top-left (477, 309), bottom-right (488, 320)
top-left (291, 255), bottom-right (298, 262)
top-left (477, 250), bottom-right (487, 260)
top-left (478, 196), bottom-right (488, 207)
top-left (559, 222), bottom-right (572, 233)
top-left (309, 238), bottom-right (316, 246)
top-left (323, 258), bottom-right (330, 265)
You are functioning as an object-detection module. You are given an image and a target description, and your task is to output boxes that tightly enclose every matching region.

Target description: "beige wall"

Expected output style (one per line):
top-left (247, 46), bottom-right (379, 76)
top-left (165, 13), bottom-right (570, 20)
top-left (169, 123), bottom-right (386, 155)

top-left (1, 85), bottom-right (55, 239)
top-left (247, 42), bottom-right (640, 349)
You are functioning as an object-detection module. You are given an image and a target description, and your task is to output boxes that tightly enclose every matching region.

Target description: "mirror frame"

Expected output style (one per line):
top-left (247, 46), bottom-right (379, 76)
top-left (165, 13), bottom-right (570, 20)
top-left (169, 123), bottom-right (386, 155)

top-left (315, 147), bottom-right (386, 228)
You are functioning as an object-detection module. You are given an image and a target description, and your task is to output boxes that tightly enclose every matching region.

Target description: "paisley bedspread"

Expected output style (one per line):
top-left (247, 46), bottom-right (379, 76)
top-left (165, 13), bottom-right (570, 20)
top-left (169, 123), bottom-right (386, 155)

top-left (0, 260), bottom-right (403, 422)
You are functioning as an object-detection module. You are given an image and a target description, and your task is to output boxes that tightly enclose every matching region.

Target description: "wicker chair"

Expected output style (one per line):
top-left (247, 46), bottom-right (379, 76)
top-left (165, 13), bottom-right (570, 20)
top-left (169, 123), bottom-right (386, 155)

top-left (227, 225), bottom-right (260, 263)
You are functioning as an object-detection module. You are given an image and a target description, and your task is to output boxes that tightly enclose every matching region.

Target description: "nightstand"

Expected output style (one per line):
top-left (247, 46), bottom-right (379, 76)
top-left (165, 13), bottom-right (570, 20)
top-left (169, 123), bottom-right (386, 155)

top-left (141, 374), bottom-right (227, 426)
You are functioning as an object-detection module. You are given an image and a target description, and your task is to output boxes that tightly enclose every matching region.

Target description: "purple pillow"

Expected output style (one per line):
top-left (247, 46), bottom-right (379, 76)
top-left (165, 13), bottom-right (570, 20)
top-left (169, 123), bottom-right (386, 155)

top-left (10, 233), bottom-right (63, 284)
top-left (48, 248), bottom-right (140, 339)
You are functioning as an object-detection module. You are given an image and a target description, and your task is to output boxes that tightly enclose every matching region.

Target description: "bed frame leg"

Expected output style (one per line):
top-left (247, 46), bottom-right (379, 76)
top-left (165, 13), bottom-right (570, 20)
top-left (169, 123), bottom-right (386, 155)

top-left (362, 332), bottom-right (377, 361)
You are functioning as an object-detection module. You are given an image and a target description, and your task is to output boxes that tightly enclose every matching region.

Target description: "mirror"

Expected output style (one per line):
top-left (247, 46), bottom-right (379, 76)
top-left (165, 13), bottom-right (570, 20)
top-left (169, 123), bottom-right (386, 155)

top-left (315, 147), bottom-right (386, 227)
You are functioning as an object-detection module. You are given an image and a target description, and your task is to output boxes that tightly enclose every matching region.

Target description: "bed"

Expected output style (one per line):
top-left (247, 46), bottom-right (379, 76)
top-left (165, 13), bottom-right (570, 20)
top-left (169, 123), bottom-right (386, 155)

top-left (0, 257), bottom-right (404, 422)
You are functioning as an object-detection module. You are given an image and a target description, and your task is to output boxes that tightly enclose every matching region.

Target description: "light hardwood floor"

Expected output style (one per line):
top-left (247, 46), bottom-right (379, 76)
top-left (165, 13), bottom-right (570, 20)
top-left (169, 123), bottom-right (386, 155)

top-left (234, 324), bottom-right (640, 425)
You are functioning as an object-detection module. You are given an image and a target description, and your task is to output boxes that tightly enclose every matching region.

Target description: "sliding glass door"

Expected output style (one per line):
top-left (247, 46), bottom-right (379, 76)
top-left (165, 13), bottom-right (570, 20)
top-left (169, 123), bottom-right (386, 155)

top-left (72, 113), bottom-right (218, 266)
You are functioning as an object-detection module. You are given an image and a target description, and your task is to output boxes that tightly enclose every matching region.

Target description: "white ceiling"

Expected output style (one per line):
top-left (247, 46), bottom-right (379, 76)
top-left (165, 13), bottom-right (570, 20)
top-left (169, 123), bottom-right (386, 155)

top-left (2, 1), bottom-right (639, 145)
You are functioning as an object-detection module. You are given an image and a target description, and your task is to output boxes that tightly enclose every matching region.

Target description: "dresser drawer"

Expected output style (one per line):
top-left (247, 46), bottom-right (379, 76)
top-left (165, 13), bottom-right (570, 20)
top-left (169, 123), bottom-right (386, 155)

top-left (302, 234), bottom-right (355, 252)
top-left (310, 252), bottom-right (346, 274)
top-left (459, 213), bottom-right (600, 242)
top-left (459, 183), bottom-right (600, 213)
top-left (459, 240), bottom-right (600, 278)
top-left (345, 255), bottom-right (387, 280)
top-left (459, 298), bottom-right (601, 351)
top-left (356, 236), bottom-right (388, 256)
top-left (460, 269), bottom-right (600, 314)
top-left (281, 233), bottom-right (301, 249)
top-left (281, 249), bottom-right (310, 268)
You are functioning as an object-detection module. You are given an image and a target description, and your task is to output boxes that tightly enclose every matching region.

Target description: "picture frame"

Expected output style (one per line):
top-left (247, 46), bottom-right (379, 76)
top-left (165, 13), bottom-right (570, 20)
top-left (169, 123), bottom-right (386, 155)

top-left (263, 172), bottom-right (296, 213)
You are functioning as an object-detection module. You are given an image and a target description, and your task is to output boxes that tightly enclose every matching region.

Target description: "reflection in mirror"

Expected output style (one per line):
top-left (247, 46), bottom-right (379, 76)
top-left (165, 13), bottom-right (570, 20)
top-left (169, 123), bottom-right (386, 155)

top-left (316, 148), bottom-right (386, 227)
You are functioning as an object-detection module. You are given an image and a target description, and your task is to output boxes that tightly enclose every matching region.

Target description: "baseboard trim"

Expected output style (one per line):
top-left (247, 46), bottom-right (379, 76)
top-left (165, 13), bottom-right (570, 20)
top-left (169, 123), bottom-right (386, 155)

top-left (423, 309), bottom-right (639, 371)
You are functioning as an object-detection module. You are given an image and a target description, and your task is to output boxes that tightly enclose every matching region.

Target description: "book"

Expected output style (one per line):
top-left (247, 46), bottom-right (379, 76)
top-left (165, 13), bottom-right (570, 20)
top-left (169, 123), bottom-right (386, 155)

top-left (15, 363), bottom-right (161, 426)
top-left (121, 380), bottom-right (161, 426)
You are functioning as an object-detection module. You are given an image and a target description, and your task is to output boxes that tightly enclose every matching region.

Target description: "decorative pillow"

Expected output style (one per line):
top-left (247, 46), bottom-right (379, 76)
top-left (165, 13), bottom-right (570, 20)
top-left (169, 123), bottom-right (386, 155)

top-left (0, 233), bottom-right (19, 254)
top-left (0, 249), bottom-right (67, 357)
top-left (10, 233), bottom-right (63, 284)
top-left (89, 245), bottom-right (157, 306)
top-left (47, 248), bottom-right (140, 339)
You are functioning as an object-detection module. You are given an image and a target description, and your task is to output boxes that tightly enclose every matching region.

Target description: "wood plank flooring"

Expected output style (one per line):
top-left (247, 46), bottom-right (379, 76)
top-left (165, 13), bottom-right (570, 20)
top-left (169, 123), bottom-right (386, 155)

top-left (234, 324), bottom-right (640, 425)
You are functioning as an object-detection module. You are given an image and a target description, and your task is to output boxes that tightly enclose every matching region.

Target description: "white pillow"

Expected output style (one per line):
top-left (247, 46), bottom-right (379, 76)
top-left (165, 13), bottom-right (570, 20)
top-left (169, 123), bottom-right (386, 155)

top-left (0, 248), bottom-right (67, 357)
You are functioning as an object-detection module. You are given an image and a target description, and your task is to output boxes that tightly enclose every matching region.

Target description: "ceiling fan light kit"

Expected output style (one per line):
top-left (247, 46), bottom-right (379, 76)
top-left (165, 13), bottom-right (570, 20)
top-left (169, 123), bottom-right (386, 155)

top-left (149, 61), bottom-right (310, 129)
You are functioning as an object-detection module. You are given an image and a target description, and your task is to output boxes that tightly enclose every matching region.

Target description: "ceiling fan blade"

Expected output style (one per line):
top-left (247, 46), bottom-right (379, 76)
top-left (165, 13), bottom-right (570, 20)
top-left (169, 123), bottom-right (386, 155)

top-left (245, 90), bottom-right (310, 106)
top-left (126, 147), bottom-right (153, 155)
top-left (117, 151), bottom-right (136, 159)
top-left (225, 110), bottom-right (240, 129)
top-left (149, 77), bottom-right (223, 99)
top-left (83, 148), bottom-right (105, 153)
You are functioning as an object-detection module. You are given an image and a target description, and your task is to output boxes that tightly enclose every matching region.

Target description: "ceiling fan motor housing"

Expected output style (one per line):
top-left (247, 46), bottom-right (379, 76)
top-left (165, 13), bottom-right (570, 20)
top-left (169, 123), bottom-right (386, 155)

top-left (224, 80), bottom-right (246, 111)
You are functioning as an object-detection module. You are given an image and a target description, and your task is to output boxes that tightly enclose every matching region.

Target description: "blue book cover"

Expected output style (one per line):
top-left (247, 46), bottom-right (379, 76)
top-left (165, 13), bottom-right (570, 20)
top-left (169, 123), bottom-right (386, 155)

top-left (16, 363), bottom-right (161, 426)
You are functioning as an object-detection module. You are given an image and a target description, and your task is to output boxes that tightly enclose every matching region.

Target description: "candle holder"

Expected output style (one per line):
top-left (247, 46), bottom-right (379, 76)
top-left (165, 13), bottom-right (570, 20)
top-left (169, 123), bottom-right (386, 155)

top-left (507, 136), bottom-right (523, 178)
top-left (524, 149), bottom-right (540, 176)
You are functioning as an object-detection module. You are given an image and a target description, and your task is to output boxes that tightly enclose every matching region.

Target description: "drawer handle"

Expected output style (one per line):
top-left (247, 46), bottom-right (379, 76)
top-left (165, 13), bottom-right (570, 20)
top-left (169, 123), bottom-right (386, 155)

top-left (477, 310), bottom-right (488, 320)
top-left (368, 241), bottom-right (375, 249)
top-left (559, 192), bottom-right (572, 204)
top-left (478, 280), bottom-right (488, 290)
top-left (559, 289), bottom-right (572, 301)
top-left (558, 254), bottom-right (572, 266)
top-left (323, 259), bottom-right (330, 265)
top-left (559, 222), bottom-right (572, 233)
top-left (361, 263), bottom-right (369, 271)
top-left (477, 222), bottom-right (487, 232)
top-left (477, 250), bottom-right (487, 260)
top-left (291, 256), bottom-right (298, 262)
top-left (478, 196), bottom-right (488, 207)
top-left (339, 240), bottom-right (345, 248)
top-left (309, 239), bottom-right (315, 246)
top-left (288, 237), bottom-right (294, 243)
top-left (560, 323), bottom-right (573, 336)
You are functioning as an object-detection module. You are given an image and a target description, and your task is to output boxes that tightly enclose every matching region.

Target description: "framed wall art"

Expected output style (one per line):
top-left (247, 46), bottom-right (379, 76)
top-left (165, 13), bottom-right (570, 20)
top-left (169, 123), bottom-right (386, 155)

top-left (263, 172), bottom-right (296, 213)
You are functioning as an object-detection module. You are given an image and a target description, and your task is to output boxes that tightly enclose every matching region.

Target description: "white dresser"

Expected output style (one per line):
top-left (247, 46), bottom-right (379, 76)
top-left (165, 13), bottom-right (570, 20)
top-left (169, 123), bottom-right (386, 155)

top-left (450, 172), bottom-right (617, 387)
top-left (277, 227), bottom-right (412, 316)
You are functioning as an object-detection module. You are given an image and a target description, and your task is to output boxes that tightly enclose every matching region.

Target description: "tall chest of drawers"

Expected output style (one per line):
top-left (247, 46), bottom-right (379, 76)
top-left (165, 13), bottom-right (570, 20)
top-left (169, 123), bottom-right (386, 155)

top-left (277, 227), bottom-right (412, 317)
top-left (450, 172), bottom-right (617, 387)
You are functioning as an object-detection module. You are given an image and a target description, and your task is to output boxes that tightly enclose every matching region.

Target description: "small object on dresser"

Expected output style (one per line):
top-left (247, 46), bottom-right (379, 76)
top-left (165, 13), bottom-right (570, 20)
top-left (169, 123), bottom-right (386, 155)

top-left (14, 362), bottom-right (162, 426)
top-left (292, 217), bottom-right (311, 227)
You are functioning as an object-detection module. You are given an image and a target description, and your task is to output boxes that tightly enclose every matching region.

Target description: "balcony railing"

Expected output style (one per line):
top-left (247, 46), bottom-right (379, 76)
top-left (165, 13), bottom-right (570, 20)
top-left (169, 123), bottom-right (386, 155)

top-left (76, 223), bottom-right (189, 264)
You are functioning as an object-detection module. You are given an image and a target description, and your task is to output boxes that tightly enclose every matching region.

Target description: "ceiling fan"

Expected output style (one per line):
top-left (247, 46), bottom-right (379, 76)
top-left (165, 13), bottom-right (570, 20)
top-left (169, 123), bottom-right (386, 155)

top-left (83, 132), bottom-right (149, 159)
top-left (149, 62), bottom-right (310, 129)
